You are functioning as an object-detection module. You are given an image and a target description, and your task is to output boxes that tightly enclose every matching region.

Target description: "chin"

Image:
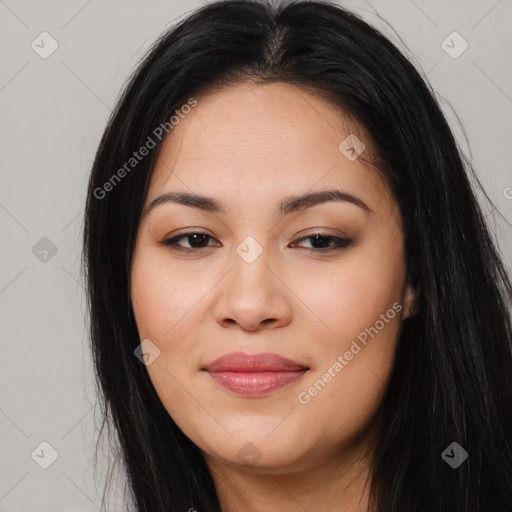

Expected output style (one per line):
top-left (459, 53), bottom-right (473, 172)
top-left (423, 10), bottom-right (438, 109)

top-left (198, 429), bottom-right (312, 471)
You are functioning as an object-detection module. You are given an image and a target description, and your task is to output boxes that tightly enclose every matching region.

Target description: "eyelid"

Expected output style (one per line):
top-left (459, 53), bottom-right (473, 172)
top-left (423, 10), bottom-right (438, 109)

top-left (161, 230), bottom-right (218, 249)
top-left (161, 230), bottom-right (352, 253)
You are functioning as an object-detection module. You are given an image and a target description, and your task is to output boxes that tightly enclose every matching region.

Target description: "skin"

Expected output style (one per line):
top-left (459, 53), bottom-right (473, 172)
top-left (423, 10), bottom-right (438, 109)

top-left (130, 81), bottom-right (417, 512)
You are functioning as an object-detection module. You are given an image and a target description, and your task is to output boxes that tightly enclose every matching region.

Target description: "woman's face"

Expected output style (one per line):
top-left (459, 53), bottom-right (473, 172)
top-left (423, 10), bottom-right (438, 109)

top-left (130, 81), bottom-right (416, 474)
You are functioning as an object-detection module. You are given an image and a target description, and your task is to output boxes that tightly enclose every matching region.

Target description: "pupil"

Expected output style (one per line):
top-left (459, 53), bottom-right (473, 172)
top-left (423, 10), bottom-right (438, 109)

top-left (190, 234), bottom-right (208, 247)
top-left (311, 235), bottom-right (330, 248)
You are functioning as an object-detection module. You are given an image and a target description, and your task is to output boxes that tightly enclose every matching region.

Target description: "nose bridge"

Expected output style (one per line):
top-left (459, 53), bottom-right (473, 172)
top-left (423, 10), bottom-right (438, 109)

top-left (229, 234), bottom-right (274, 301)
top-left (213, 234), bottom-right (291, 330)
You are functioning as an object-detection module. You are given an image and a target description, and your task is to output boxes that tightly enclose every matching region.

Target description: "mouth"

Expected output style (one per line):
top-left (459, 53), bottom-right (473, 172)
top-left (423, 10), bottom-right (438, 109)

top-left (202, 352), bottom-right (310, 396)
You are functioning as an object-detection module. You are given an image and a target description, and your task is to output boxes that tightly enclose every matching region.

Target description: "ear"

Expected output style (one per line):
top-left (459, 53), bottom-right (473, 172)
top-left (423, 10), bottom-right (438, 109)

top-left (402, 283), bottom-right (419, 320)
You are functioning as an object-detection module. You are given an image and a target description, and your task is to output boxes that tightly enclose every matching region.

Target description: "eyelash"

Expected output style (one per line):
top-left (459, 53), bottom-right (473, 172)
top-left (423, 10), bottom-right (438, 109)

top-left (161, 231), bottom-right (352, 253)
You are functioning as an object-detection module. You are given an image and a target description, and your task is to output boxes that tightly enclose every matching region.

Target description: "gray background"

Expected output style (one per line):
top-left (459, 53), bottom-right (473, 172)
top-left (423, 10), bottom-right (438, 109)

top-left (1, 0), bottom-right (511, 510)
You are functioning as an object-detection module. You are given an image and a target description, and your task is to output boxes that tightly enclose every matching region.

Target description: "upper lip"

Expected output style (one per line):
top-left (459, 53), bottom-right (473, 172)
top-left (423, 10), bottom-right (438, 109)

top-left (203, 352), bottom-right (309, 372)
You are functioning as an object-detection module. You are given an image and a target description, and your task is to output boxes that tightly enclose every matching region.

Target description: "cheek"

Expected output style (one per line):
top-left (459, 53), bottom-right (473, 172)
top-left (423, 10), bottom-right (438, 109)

top-left (289, 241), bottom-right (405, 432)
top-left (130, 248), bottom-right (212, 394)
top-left (290, 240), bottom-right (406, 347)
top-left (130, 252), bottom-right (204, 428)
top-left (130, 248), bottom-right (204, 340)
top-left (295, 299), bottom-right (402, 448)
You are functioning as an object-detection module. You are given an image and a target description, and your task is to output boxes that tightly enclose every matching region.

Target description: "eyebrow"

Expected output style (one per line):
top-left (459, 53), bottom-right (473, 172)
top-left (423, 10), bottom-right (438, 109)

top-left (145, 188), bottom-right (371, 217)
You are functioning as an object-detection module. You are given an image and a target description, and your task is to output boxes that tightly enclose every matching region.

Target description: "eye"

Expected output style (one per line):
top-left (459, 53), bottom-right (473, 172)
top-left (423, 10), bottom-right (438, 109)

top-left (162, 231), bottom-right (352, 253)
top-left (162, 231), bottom-right (219, 251)
top-left (290, 232), bottom-right (352, 252)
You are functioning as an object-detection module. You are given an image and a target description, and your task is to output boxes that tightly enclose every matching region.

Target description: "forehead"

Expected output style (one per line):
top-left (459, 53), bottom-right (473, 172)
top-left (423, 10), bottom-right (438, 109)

top-left (147, 81), bottom-right (392, 215)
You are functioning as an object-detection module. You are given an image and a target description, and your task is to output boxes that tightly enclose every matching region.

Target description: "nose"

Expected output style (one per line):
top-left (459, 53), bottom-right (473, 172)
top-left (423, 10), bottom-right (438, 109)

top-left (213, 245), bottom-right (293, 332)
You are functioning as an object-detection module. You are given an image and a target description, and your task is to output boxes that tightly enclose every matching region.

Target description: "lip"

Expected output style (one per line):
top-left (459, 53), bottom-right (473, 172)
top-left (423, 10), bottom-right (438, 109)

top-left (202, 352), bottom-right (309, 396)
top-left (203, 352), bottom-right (308, 372)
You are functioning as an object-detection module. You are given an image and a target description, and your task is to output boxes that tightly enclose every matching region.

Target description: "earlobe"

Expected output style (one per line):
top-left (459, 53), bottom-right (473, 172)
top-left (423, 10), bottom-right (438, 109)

top-left (403, 284), bottom-right (419, 319)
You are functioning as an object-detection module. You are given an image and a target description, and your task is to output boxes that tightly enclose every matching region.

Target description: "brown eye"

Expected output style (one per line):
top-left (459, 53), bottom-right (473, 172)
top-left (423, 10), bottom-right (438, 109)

top-left (290, 233), bottom-right (352, 251)
top-left (162, 232), bottom-right (220, 251)
top-left (162, 231), bottom-right (352, 254)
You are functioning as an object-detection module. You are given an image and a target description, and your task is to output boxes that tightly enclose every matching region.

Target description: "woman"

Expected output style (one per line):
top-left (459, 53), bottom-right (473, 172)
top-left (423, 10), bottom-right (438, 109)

top-left (83, 0), bottom-right (512, 510)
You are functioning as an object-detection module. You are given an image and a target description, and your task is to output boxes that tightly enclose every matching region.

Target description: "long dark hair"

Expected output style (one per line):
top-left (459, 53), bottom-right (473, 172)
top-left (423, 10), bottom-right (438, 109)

top-left (82, 1), bottom-right (512, 510)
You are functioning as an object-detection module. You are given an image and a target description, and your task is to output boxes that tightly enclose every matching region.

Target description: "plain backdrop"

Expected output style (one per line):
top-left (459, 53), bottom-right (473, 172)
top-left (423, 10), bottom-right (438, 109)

top-left (1, 0), bottom-right (511, 510)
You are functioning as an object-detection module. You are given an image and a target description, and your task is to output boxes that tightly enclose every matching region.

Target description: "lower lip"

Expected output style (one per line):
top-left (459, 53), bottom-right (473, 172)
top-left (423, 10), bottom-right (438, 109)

top-left (206, 370), bottom-right (307, 395)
